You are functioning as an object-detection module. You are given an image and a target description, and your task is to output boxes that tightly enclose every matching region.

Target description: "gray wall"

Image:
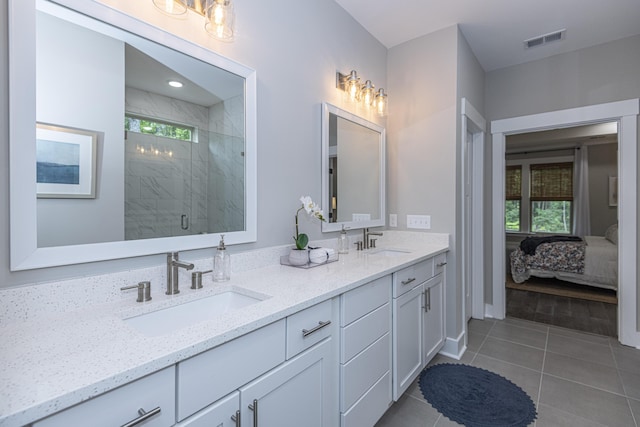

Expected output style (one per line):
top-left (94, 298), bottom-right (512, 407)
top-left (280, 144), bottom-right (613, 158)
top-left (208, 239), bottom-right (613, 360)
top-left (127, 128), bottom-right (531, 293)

top-left (387, 25), bottom-right (485, 348)
top-left (588, 144), bottom-right (618, 235)
top-left (0, 0), bottom-right (387, 288)
top-left (484, 34), bottom-right (640, 305)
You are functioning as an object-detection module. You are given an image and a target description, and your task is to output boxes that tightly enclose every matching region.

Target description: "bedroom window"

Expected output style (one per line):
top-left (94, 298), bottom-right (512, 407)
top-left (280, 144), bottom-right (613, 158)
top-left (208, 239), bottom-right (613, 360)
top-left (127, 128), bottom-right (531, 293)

top-left (505, 165), bottom-right (522, 231)
top-left (529, 162), bottom-right (573, 233)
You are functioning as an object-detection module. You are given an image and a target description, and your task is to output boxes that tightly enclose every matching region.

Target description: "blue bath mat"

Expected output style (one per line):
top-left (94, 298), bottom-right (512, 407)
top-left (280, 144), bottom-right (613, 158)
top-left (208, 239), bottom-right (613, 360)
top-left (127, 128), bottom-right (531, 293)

top-left (419, 363), bottom-right (537, 427)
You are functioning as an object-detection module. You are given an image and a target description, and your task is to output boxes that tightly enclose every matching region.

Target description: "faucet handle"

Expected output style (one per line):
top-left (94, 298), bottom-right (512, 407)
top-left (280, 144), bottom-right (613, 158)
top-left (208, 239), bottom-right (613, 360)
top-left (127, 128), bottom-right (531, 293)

top-left (370, 238), bottom-right (377, 248)
top-left (191, 270), bottom-right (213, 289)
top-left (120, 281), bottom-right (152, 302)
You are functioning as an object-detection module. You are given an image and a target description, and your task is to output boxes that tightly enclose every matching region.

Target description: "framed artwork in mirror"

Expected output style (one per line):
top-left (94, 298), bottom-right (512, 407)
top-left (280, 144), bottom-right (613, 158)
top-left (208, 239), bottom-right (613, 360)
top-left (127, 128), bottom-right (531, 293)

top-left (36, 123), bottom-right (97, 198)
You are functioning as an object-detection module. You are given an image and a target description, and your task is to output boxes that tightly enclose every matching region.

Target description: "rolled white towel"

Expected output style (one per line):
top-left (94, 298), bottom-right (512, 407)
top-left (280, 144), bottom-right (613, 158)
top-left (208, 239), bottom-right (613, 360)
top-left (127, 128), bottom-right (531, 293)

top-left (309, 247), bottom-right (337, 264)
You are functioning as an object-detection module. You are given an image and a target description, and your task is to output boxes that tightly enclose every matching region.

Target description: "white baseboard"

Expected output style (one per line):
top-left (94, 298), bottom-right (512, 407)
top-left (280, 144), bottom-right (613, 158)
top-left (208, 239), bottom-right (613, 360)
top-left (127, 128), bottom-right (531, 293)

top-left (439, 331), bottom-right (466, 360)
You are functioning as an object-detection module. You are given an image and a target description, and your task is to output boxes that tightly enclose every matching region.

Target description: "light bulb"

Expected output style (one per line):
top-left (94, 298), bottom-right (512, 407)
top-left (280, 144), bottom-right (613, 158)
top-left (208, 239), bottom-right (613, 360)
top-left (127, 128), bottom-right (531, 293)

top-left (362, 80), bottom-right (375, 106)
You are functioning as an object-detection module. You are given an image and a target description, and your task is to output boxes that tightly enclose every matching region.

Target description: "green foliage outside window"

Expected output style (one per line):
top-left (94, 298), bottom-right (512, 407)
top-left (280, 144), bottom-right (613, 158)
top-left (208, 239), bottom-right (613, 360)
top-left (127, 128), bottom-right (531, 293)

top-left (125, 116), bottom-right (193, 142)
top-left (505, 200), bottom-right (520, 231)
top-left (531, 201), bottom-right (571, 233)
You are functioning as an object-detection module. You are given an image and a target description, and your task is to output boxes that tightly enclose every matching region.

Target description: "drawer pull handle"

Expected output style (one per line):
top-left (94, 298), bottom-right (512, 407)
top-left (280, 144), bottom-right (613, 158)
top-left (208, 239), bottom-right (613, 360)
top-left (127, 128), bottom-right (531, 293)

top-left (249, 399), bottom-right (259, 426)
top-left (302, 320), bottom-right (332, 337)
top-left (121, 406), bottom-right (161, 427)
top-left (231, 410), bottom-right (241, 427)
top-left (437, 262), bottom-right (447, 267)
top-left (401, 277), bottom-right (416, 286)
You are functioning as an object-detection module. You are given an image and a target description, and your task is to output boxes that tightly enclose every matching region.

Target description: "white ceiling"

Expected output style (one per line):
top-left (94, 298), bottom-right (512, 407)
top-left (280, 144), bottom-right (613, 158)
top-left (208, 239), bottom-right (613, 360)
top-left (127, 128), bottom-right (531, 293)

top-left (334, 0), bottom-right (640, 71)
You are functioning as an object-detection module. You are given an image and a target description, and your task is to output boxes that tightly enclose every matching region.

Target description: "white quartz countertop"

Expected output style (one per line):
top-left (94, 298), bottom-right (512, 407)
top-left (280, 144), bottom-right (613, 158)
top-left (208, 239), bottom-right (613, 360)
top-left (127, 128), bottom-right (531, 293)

top-left (0, 232), bottom-right (448, 426)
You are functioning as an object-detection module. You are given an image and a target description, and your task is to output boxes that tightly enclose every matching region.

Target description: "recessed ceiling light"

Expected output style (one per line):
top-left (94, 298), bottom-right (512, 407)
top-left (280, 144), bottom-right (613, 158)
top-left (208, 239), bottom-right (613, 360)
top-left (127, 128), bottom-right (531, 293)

top-left (168, 80), bottom-right (183, 88)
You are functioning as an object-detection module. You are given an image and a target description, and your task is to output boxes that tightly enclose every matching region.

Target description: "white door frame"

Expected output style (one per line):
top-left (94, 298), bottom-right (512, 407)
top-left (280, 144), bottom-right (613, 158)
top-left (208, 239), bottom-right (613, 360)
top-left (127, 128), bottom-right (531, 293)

top-left (461, 98), bottom-right (486, 323)
top-left (490, 99), bottom-right (640, 348)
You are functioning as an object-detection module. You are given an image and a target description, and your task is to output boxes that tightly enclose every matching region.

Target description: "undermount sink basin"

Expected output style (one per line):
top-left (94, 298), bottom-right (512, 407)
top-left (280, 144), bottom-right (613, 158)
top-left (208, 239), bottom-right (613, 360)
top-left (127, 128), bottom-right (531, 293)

top-left (369, 248), bottom-right (411, 257)
top-left (124, 290), bottom-right (266, 337)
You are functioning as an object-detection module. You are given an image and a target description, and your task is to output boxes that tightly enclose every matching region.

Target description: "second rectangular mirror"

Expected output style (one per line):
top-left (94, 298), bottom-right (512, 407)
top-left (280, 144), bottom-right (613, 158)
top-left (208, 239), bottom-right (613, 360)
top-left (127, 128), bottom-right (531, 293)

top-left (321, 103), bottom-right (386, 232)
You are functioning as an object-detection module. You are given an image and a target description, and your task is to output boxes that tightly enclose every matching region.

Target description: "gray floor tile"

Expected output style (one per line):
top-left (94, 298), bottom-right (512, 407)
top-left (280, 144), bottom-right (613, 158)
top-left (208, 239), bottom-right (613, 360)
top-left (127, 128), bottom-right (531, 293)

top-left (548, 325), bottom-right (611, 345)
top-left (427, 351), bottom-right (475, 368)
top-left (478, 336), bottom-right (545, 371)
top-left (612, 344), bottom-right (640, 375)
top-left (535, 403), bottom-right (608, 427)
top-left (628, 398), bottom-right (640, 425)
top-left (546, 333), bottom-right (616, 367)
top-left (619, 369), bottom-right (640, 400)
top-left (434, 415), bottom-right (463, 426)
top-left (539, 374), bottom-right (636, 427)
top-left (467, 318), bottom-right (495, 335)
top-left (471, 354), bottom-right (541, 400)
top-left (504, 316), bottom-right (550, 333)
top-left (466, 331), bottom-right (485, 352)
top-left (543, 352), bottom-right (625, 395)
top-left (489, 322), bottom-right (548, 349)
top-left (374, 393), bottom-right (440, 427)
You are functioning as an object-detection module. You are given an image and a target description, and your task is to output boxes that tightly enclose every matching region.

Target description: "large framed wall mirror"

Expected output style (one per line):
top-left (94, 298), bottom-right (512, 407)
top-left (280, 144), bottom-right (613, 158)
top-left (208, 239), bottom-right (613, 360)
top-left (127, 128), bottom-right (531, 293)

top-left (321, 103), bottom-right (386, 233)
top-left (9, 0), bottom-right (257, 270)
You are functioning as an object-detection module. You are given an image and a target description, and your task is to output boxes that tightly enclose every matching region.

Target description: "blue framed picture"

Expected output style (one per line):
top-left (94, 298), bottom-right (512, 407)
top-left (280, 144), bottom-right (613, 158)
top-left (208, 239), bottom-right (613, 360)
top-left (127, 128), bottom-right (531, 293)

top-left (36, 123), bottom-right (98, 198)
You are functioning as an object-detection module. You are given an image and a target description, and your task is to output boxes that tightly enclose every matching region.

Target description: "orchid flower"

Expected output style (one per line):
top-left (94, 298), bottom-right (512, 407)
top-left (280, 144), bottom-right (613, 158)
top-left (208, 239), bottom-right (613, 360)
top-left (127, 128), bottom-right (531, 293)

top-left (293, 196), bottom-right (326, 249)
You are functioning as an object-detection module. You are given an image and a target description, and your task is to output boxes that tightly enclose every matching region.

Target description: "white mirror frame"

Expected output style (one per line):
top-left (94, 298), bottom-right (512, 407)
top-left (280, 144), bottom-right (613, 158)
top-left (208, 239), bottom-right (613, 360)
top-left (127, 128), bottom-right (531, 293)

top-left (9, 0), bottom-right (257, 270)
top-left (321, 103), bottom-right (386, 233)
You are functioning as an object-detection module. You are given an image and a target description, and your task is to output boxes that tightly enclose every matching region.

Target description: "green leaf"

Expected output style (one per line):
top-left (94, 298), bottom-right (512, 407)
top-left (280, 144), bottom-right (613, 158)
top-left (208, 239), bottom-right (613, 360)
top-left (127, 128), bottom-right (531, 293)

top-left (295, 233), bottom-right (309, 250)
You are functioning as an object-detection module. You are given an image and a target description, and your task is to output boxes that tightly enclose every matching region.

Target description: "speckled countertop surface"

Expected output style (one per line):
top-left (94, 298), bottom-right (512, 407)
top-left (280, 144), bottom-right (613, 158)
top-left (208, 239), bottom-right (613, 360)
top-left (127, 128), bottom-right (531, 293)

top-left (0, 232), bottom-right (448, 426)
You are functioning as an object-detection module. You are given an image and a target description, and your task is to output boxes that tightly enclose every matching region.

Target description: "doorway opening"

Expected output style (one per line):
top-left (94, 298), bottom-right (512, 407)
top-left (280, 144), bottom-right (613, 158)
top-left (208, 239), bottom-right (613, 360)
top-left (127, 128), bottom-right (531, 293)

top-left (491, 99), bottom-right (639, 348)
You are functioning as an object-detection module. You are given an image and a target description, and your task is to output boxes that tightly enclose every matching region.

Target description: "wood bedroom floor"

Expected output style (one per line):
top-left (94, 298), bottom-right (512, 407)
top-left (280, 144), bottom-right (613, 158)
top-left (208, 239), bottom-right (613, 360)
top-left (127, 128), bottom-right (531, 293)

top-left (506, 277), bottom-right (618, 337)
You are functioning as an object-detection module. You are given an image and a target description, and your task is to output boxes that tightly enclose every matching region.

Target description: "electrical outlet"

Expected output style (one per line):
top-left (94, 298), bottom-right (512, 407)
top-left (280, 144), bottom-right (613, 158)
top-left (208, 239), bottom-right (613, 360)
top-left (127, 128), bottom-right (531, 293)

top-left (407, 214), bottom-right (431, 230)
top-left (389, 214), bottom-right (397, 227)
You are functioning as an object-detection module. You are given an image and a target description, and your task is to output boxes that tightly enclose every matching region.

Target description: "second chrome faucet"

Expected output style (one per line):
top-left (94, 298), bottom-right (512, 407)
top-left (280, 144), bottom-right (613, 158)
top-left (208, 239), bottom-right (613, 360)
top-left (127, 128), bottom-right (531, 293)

top-left (166, 252), bottom-right (195, 295)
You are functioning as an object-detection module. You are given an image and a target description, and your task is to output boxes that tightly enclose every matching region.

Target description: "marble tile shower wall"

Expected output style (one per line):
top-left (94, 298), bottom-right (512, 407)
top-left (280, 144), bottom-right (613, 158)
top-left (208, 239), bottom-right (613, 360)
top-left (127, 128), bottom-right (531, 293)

top-left (208, 95), bottom-right (245, 233)
top-left (123, 88), bottom-right (244, 239)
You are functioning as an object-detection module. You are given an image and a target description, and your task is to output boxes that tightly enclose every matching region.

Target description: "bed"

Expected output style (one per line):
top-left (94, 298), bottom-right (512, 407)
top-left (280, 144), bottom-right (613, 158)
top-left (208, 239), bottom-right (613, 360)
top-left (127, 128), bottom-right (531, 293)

top-left (510, 224), bottom-right (618, 291)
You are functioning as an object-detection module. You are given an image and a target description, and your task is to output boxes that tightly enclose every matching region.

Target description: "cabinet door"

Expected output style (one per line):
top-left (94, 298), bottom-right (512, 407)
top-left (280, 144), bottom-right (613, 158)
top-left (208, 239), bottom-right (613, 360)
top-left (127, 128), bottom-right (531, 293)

top-left (239, 338), bottom-right (336, 427)
top-left (423, 274), bottom-right (445, 365)
top-left (392, 284), bottom-right (423, 401)
top-left (177, 391), bottom-right (240, 427)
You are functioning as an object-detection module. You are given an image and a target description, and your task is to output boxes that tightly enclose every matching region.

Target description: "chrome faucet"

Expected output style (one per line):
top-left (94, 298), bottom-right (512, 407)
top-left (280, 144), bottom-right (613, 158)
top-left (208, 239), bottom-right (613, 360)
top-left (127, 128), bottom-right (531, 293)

top-left (166, 252), bottom-right (195, 295)
top-left (363, 228), bottom-right (383, 249)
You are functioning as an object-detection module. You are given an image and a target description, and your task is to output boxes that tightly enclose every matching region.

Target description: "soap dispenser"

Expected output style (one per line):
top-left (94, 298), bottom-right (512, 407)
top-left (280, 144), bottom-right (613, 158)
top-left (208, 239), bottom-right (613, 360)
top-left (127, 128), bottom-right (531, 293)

top-left (338, 225), bottom-right (349, 254)
top-left (213, 234), bottom-right (230, 282)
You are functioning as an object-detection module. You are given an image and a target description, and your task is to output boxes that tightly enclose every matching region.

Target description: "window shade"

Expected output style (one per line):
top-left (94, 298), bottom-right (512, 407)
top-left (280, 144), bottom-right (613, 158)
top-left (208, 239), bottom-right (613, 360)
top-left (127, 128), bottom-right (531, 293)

top-left (530, 162), bottom-right (573, 201)
top-left (505, 165), bottom-right (522, 200)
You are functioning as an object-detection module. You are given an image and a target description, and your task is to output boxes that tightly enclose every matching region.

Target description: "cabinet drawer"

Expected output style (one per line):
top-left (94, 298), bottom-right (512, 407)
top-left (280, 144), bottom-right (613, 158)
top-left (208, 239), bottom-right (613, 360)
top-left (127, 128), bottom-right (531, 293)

top-left (177, 320), bottom-right (285, 421)
top-left (393, 258), bottom-right (433, 297)
top-left (286, 299), bottom-right (334, 359)
top-left (176, 391), bottom-right (239, 426)
top-left (341, 333), bottom-right (390, 410)
top-left (434, 252), bottom-right (447, 276)
top-left (340, 275), bottom-right (391, 326)
top-left (341, 303), bottom-right (390, 363)
top-left (341, 371), bottom-right (392, 427)
top-left (33, 366), bottom-right (175, 427)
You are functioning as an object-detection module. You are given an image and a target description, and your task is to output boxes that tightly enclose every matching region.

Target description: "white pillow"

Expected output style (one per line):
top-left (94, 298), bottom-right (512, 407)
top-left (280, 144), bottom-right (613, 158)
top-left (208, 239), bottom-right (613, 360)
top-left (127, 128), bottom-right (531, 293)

top-left (604, 223), bottom-right (618, 245)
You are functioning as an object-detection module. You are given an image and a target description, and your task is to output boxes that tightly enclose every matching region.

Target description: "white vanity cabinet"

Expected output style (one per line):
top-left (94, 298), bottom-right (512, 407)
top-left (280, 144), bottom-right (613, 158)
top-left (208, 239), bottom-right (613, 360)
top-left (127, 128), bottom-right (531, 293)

top-left (178, 299), bottom-right (338, 427)
top-left (339, 275), bottom-right (392, 427)
top-left (32, 366), bottom-right (176, 427)
top-left (392, 252), bottom-right (446, 401)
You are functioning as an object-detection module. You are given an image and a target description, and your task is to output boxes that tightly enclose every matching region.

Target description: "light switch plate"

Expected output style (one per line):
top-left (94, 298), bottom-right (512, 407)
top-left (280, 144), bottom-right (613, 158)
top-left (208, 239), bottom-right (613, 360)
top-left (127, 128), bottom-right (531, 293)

top-left (389, 214), bottom-right (397, 227)
top-left (407, 214), bottom-right (431, 229)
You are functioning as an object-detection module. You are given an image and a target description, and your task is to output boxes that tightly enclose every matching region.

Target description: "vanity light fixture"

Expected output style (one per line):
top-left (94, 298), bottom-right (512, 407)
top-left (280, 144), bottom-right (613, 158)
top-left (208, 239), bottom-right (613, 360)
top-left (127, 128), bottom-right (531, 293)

top-left (152, 0), bottom-right (188, 15)
top-left (336, 70), bottom-right (388, 116)
top-left (205, 0), bottom-right (235, 41)
top-left (152, 0), bottom-right (235, 42)
top-left (375, 88), bottom-right (387, 117)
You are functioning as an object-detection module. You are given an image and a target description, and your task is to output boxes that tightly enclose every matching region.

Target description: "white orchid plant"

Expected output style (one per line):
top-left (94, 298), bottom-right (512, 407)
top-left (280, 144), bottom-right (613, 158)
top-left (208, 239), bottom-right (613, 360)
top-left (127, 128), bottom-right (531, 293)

top-left (293, 196), bottom-right (326, 250)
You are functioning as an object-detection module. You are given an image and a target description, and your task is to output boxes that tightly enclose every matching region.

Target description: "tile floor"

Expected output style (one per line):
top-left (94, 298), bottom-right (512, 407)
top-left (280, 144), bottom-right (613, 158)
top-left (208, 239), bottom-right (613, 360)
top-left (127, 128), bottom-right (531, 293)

top-left (375, 317), bottom-right (640, 427)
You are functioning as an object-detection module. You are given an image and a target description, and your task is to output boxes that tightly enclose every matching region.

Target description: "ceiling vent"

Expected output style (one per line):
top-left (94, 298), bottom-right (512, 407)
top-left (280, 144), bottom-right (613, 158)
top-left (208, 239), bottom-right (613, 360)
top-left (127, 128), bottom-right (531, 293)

top-left (524, 29), bottom-right (566, 49)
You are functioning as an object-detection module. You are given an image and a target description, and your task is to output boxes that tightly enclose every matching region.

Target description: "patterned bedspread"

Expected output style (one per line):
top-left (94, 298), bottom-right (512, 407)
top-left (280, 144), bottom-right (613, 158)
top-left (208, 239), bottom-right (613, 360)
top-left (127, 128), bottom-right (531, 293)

top-left (510, 241), bottom-right (586, 284)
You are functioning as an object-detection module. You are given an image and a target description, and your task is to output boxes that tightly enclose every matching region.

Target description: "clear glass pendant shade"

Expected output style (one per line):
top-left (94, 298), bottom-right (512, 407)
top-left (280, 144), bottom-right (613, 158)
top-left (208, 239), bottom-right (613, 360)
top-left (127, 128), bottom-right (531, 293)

top-left (205, 0), bottom-right (236, 41)
top-left (152, 0), bottom-right (188, 15)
